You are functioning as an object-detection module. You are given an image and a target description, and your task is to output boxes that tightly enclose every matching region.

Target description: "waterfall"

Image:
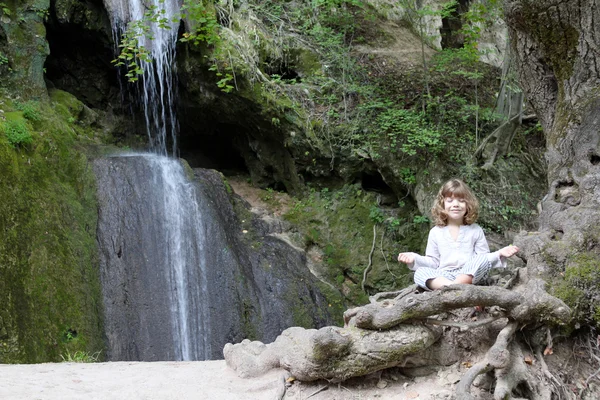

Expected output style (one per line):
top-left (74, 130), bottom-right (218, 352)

top-left (95, 156), bottom-right (335, 362)
top-left (150, 155), bottom-right (210, 360)
top-left (98, 0), bottom-right (210, 360)
top-left (95, 155), bottom-right (212, 361)
top-left (104, 0), bottom-right (181, 156)
top-left (94, 0), bottom-right (334, 364)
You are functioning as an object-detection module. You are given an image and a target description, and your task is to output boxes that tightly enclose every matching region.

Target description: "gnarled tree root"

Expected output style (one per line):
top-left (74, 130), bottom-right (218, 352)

top-left (455, 322), bottom-right (551, 399)
top-left (225, 278), bottom-right (571, 399)
top-left (344, 279), bottom-right (570, 330)
top-left (224, 324), bottom-right (439, 382)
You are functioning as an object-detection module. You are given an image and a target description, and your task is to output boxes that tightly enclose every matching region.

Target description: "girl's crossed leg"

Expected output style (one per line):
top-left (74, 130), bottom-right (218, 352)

top-left (414, 254), bottom-right (492, 290)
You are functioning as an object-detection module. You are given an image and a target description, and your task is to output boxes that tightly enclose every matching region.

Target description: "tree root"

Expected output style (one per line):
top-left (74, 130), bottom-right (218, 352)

top-left (225, 274), bottom-right (573, 398)
top-left (456, 323), bottom-right (552, 400)
top-left (224, 324), bottom-right (440, 382)
top-left (345, 279), bottom-right (570, 330)
top-left (456, 322), bottom-right (517, 399)
top-left (423, 315), bottom-right (506, 331)
top-left (368, 284), bottom-right (419, 303)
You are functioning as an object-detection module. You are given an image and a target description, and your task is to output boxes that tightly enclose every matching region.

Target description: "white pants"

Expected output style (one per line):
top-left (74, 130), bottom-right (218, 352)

top-left (413, 254), bottom-right (492, 290)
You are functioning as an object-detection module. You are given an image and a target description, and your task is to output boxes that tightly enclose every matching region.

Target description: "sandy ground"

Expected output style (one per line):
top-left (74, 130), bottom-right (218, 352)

top-left (0, 360), bottom-right (466, 400)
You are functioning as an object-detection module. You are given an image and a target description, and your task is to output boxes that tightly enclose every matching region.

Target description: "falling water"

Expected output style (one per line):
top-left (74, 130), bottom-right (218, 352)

top-left (99, 0), bottom-right (208, 360)
top-left (147, 154), bottom-right (210, 360)
top-left (104, 0), bottom-right (180, 156)
top-left (95, 154), bottom-right (212, 361)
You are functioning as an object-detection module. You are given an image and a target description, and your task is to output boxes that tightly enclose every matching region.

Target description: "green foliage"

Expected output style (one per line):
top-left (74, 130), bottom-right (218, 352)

top-left (112, 0), bottom-right (177, 81)
top-left (32, 6), bottom-right (49, 21)
top-left (0, 53), bottom-right (8, 66)
top-left (433, 48), bottom-right (481, 77)
top-left (378, 107), bottom-right (444, 156)
top-left (369, 205), bottom-right (385, 224)
top-left (60, 350), bottom-right (102, 363)
top-left (284, 185), bottom-right (418, 302)
top-left (399, 167), bottom-right (416, 185)
top-left (1, 119), bottom-right (33, 148)
top-left (113, 0), bottom-right (225, 88)
top-left (112, 21), bottom-right (153, 81)
top-left (412, 215), bottom-right (429, 225)
top-left (16, 101), bottom-right (41, 122)
top-left (179, 0), bottom-right (220, 46)
top-left (0, 2), bottom-right (10, 16)
top-left (209, 64), bottom-right (235, 93)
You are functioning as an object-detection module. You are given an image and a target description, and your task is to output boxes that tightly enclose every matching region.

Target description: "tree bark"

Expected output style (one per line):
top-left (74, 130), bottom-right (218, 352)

top-left (505, 0), bottom-right (600, 275)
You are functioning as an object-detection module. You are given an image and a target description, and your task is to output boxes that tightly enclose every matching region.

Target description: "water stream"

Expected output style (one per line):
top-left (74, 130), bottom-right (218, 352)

top-left (149, 155), bottom-right (210, 360)
top-left (99, 0), bottom-right (208, 360)
top-left (104, 0), bottom-right (180, 156)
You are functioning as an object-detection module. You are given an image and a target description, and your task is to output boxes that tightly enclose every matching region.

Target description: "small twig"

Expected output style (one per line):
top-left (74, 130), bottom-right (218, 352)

top-left (379, 228), bottom-right (398, 279)
top-left (306, 385), bottom-right (328, 398)
top-left (361, 224), bottom-right (377, 293)
top-left (502, 269), bottom-right (519, 289)
top-left (422, 316), bottom-right (506, 331)
top-left (585, 366), bottom-right (600, 386)
top-left (227, 50), bottom-right (238, 91)
top-left (536, 350), bottom-right (561, 386)
top-left (338, 384), bottom-right (352, 393)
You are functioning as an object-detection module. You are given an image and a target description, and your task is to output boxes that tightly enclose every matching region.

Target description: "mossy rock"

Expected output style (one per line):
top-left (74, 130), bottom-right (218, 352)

top-left (283, 184), bottom-right (422, 305)
top-left (0, 93), bottom-right (104, 363)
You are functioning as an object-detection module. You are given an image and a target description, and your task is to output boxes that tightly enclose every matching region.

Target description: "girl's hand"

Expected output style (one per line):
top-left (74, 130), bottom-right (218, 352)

top-left (398, 252), bottom-right (415, 264)
top-left (499, 245), bottom-right (519, 259)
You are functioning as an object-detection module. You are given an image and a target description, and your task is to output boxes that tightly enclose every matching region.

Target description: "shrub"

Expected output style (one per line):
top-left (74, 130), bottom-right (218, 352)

top-left (17, 101), bottom-right (41, 122)
top-left (2, 119), bottom-right (33, 148)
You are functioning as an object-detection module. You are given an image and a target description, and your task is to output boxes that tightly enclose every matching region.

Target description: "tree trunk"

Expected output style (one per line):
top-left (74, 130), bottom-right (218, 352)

top-left (505, 0), bottom-right (600, 275)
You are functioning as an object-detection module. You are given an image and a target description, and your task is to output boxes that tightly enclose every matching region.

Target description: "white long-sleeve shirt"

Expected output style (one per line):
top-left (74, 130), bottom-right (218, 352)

top-left (407, 224), bottom-right (506, 272)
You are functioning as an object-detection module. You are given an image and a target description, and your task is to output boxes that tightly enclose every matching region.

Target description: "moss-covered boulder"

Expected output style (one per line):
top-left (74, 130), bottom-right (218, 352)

top-left (0, 0), bottom-right (49, 98)
top-left (0, 90), bottom-right (104, 363)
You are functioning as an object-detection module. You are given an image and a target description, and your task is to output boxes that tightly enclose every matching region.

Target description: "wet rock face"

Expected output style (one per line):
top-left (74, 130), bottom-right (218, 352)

top-left (94, 155), bottom-right (333, 361)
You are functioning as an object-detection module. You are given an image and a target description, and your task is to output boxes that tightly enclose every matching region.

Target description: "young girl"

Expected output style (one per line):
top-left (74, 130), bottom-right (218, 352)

top-left (397, 179), bottom-right (519, 290)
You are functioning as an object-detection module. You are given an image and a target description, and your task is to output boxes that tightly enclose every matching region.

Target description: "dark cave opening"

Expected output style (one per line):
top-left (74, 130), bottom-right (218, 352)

top-left (179, 121), bottom-right (249, 176)
top-left (44, 0), bottom-right (120, 110)
top-left (263, 59), bottom-right (301, 82)
top-left (360, 171), bottom-right (397, 204)
top-left (42, 0), bottom-right (282, 187)
top-left (440, 0), bottom-right (471, 50)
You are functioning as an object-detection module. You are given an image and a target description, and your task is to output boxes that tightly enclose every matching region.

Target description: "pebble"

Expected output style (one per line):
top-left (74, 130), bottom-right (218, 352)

top-left (446, 372), bottom-right (461, 384)
top-left (376, 380), bottom-right (388, 389)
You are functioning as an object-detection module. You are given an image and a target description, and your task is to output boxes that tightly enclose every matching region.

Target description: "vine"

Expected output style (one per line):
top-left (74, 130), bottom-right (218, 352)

top-left (113, 0), bottom-right (226, 88)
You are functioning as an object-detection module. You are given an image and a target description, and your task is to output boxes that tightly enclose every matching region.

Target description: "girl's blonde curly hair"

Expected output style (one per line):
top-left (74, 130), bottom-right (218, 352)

top-left (431, 179), bottom-right (479, 226)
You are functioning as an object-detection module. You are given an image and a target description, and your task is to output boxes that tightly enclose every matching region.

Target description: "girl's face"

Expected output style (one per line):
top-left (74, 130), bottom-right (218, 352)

top-left (444, 195), bottom-right (467, 224)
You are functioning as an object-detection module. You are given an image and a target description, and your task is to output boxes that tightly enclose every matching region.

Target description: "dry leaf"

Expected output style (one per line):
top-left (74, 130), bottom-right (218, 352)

top-left (524, 356), bottom-right (534, 365)
top-left (543, 347), bottom-right (553, 356)
top-left (406, 391), bottom-right (419, 399)
top-left (462, 361), bottom-right (473, 368)
top-left (286, 377), bottom-right (296, 383)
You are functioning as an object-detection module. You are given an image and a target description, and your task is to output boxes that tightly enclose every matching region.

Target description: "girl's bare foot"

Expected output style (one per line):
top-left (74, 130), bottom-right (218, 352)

top-left (499, 245), bottom-right (519, 259)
